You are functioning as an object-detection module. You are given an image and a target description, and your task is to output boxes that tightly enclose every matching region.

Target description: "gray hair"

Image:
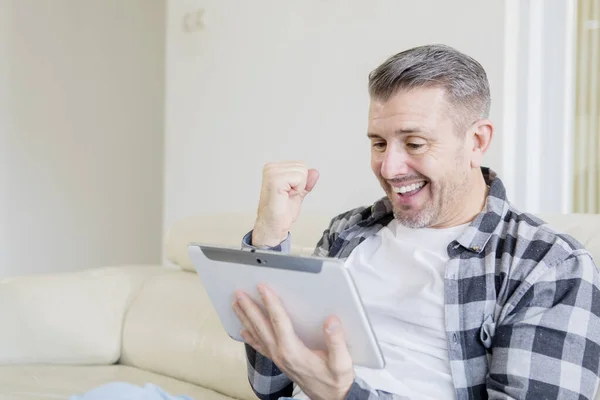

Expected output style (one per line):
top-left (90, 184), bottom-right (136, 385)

top-left (368, 44), bottom-right (491, 131)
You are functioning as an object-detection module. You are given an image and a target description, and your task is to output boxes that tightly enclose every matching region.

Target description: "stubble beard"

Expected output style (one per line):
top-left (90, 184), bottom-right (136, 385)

top-left (390, 159), bottom-right (470, 229)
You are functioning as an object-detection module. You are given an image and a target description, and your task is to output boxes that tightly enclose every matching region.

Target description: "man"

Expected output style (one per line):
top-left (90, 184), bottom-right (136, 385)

top-left (231, 44), bottom-right (600, 399)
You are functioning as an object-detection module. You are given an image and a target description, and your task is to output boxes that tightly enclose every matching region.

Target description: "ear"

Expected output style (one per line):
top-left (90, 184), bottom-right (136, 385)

top-left (468, 119), bottom-right (493, 169)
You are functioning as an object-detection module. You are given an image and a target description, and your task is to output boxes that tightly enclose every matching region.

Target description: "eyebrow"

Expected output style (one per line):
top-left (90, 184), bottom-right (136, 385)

top-left (367, 127), bottom-right (430, 139)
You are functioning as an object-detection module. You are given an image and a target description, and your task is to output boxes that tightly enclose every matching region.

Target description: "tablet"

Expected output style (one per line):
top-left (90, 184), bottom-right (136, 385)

top-left (187, 243), bottom-right (385, 369)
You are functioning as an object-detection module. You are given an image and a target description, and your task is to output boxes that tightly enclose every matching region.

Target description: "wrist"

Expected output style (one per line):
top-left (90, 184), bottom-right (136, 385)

top-left (335, 374), bottom-right (355, 400)
top-left (302, 375), bottom-right (354, 400)
top-left (338, 380), bottom-right (354, 400)
top-left (251, 221), bottom-right (288, 248)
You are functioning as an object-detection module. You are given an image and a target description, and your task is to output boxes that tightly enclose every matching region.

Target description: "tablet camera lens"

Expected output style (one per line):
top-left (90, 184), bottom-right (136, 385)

top-left (256, 258), bottom-right (263, 265)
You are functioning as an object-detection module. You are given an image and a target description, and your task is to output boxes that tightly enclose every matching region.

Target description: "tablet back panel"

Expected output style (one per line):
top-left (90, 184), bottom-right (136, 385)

top-left (188, 244), bottom-right (384, 369)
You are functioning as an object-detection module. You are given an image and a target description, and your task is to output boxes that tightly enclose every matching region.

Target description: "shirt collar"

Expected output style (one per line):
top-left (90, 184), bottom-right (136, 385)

top-left (454, 167), bottom-right (511, 253)
top-left (366, 167), bottom-right (510, 254)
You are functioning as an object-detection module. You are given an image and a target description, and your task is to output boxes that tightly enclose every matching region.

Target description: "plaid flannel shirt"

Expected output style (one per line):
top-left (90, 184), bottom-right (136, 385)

top-left (241, 168), bottom-right (600, 400)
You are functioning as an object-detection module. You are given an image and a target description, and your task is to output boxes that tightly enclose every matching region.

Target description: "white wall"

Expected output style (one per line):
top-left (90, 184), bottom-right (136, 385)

top-left (0, 0), bottom-right (166, 277)
top-left (164, 0), bottom-right (507, 238)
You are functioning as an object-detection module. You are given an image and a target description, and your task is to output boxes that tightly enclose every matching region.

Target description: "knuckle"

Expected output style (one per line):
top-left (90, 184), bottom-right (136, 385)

top-left (262, 162), bottom-right (281, 176)
top-left (292, 160), bottom-right (306, 167)
top-left (269, 313), bottom-right (284, 327)
top-left (249, 322), bottom-right (264, 339)
top-left (262, 165), bottom-right (274, 177)
top-left (262, 161), bottom-right (309, 185)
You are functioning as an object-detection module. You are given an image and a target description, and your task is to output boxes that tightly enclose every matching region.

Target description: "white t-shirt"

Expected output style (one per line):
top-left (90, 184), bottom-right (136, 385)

top-left (295, 218), bottom-right (468, 399)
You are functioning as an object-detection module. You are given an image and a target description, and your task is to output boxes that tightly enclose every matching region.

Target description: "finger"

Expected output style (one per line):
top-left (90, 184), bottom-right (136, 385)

top-left (305, 169), bottom-right (320, 193)
top-left (235, 290), bottom-right (276, 349)
top-left (268, 170), bottom-right (307, 197)
top-left (283, 170), bottom-right (309, 192)
top-left (240, 329), bottom-right (266, 355)
top-left (272, 164), bottom-right (306, 181)
top-left (323, 316), bottom-right (353, 374)
top-left (240, 328), bottom-right (258, 344)
top-left (233, 300), bottom-right (260, 342)
top-left (257, 284), bottom-right (296, 347)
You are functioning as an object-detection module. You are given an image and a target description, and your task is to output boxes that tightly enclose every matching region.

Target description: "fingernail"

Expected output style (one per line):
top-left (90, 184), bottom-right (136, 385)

top-left (257, 284), bottom-right (265, 296)
top-left (326, 320), bottom-right (339, 334)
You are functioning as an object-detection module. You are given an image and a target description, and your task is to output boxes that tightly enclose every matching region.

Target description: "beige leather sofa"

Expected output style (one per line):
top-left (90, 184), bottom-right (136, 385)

top-left (0, 212), bottom-right (599, 400)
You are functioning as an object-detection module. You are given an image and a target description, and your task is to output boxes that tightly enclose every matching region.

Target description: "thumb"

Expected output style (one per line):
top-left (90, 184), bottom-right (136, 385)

top-left (305, 169), bottom-right (320, 193)
top-left (324, 316), bottom-right (353, 374)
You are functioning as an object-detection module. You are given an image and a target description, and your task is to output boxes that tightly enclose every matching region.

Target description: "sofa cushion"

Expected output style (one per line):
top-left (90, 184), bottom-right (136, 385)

top-left (537, 213), bottom-right (600, 264)
top-left (0, 265), bottom-right (163, 365)
top-left (0, 365), bottom-right (234, 400)
top-left (120, 270), bottom-right (256, 400)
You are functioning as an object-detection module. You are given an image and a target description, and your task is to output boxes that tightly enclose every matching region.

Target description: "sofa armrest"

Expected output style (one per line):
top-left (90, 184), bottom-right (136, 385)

top-left (0, 265), bottom-right (166, 365)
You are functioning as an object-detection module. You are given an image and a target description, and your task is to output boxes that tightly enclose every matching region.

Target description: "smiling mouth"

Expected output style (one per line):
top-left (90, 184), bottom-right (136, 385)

top-left (391, 181), bottom-right (428, 196)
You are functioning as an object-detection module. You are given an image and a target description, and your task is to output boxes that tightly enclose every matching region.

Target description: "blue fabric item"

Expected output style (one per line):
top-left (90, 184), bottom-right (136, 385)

top-left (68, 382), bottom-right (195, 400)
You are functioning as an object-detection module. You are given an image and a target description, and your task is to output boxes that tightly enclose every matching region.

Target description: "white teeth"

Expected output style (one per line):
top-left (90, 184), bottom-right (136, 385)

top-left (393, 181), bottom-right (426, 194)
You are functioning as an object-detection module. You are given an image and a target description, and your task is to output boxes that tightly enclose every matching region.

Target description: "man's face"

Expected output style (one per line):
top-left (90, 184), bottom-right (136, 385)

top-left (368, 87), bottom-right (473, 229)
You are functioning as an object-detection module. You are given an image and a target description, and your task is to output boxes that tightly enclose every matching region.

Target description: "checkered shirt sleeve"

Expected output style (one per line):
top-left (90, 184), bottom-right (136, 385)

top-left (485, 251), bottom-right (600, 399)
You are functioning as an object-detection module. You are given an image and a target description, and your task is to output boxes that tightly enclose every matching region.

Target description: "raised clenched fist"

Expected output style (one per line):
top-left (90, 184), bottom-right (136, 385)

top-left (252, 161), bottom-right (320, 247)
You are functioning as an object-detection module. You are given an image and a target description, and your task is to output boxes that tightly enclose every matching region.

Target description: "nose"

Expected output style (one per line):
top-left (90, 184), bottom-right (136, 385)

top-left (380, 144), bottom-right (410, 180)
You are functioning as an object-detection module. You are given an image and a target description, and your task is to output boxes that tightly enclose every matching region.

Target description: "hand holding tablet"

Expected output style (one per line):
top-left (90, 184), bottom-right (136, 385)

top-left (232, 283), bottom-right (356, 400)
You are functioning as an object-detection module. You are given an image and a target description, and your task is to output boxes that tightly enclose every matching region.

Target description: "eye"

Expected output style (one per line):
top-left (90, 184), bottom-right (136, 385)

top-left (405, 138), bottom-right (428, 154)
top-left (372, 142), bottom-right (387, 151)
